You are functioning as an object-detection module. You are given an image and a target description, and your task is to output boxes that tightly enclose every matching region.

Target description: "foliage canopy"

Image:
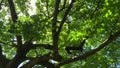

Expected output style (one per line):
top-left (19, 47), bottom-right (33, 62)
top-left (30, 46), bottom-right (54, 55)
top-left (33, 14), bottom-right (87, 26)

top-left (0, 0), bottom-right (120, 68)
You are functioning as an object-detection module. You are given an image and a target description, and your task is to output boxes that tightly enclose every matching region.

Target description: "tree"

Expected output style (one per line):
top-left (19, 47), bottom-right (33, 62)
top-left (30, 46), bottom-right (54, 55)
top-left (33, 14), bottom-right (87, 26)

top-left (0, 0), bottom-right (120, 68)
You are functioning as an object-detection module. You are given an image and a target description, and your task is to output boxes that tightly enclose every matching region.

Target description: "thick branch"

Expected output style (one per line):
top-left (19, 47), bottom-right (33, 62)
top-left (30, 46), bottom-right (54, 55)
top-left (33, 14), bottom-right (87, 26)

top-left (52, 0), bottom-right (60, 59)
top-left (32, 44), bottom-right (53, 50)
top-left (52, 0), bottom-right (75, 57)
top-left (8, 0), bottom-right (22, 47)
top-left (52, 0), bottom-right (60, 34)
top-left (38, 61), bottom-right (55, 68)
top-left (21, 53), bottom-right (51, 68)
top-left (0, 44), bottom-right (2, 55)
top-left (6, 43), bottom-right (53, 67)
top-left (16, 35), bottom-right (22, 45)
top-left (5, 42), bottom-right (33, 68)
top-left (0, 44), bottom-right (10, 68)
top-left (8, 0), bottom-right (18, 23)
top-left (57, 30), bottom-right (120, 67)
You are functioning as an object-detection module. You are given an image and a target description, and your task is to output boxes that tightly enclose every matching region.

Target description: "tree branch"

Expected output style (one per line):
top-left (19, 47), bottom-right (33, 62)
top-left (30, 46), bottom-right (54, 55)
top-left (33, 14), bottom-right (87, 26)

top-left (8, 0), bottom-right (22, 47)
top-left (65, 39), bottom-right (86, 54)
top-left (7, 43), bottom-right (53, 67)
top-left (38, 61), bottom-right (55, 68)
top-left (0, 44), bottom-right (10, 68)
top-left (16, 35), bottom-right (22, 45)
top-left (57, 30), bottom-right (120, 67)
top-left (8, 0), bottom-right (18, 23)
top-left (21, 53), bottom-right (52, 68)
top-left (6, 42), bottom-right (33, 68)
top-left (52, 0), bottom-right (61, 59)
top-left (52, 0), bottom-right (60, 34)
top-left (32, 44), bottom-right (53, 50)
top-left (57, 0), bottom-right (75, 36)
top-left (52, 0), bottom-right (75, 57)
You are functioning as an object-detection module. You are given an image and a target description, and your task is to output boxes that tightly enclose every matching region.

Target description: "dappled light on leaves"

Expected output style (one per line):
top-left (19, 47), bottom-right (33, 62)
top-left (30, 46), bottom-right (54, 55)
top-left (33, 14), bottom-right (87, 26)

top-left (0, 0), bottom-right (120, 68)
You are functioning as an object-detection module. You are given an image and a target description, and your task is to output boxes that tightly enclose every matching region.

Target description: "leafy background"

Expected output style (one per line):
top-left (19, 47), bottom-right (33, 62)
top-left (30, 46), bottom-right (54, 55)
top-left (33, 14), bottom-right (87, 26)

top-left (0, 0), bottom-right (120, 68)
